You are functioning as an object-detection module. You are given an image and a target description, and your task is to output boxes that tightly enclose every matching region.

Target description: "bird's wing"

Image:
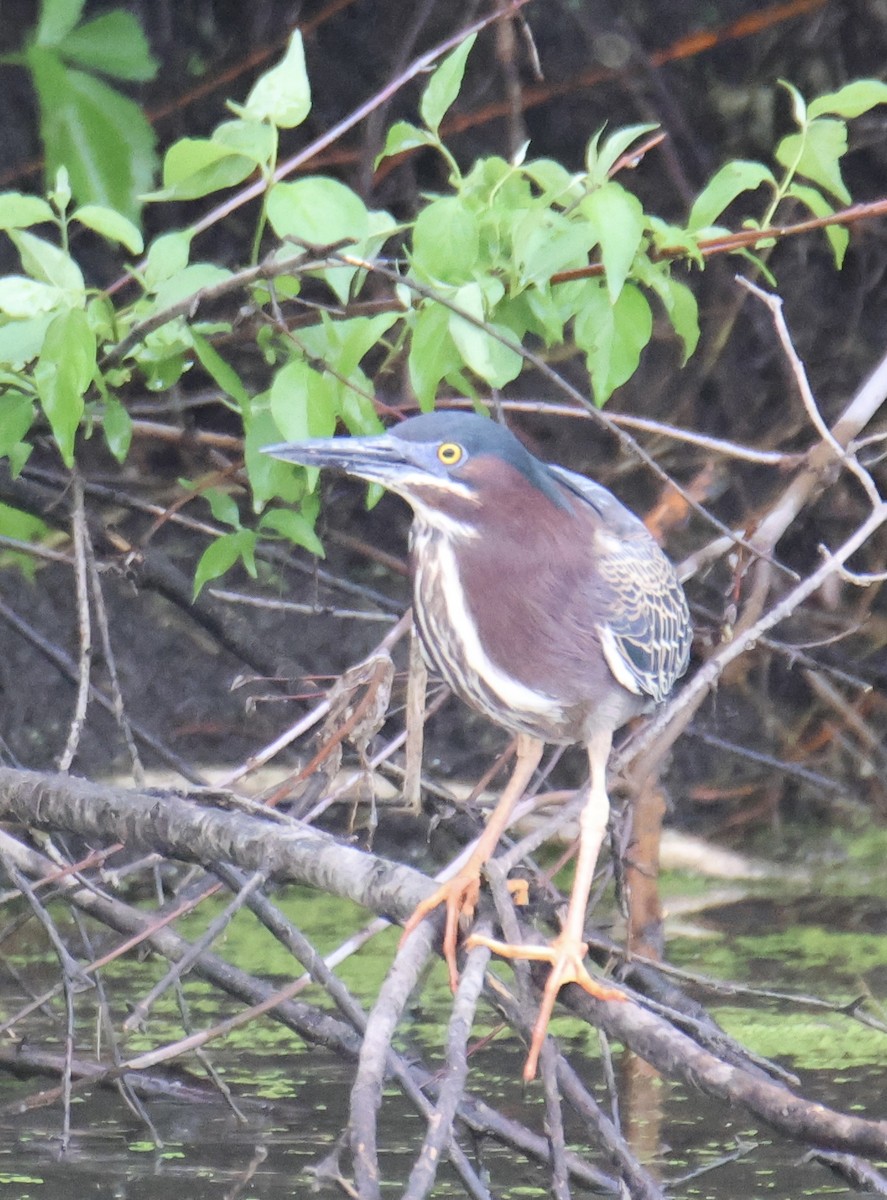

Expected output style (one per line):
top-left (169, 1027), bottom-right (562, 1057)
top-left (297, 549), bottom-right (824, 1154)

top-left (595, 535), bottom-right (691, 702)
top-left (549, 464), bottom-right (692, 702)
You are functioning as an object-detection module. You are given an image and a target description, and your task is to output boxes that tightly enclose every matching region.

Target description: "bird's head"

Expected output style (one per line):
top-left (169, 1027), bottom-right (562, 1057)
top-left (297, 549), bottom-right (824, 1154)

top-left (262, 411), bottom-right (569, 533)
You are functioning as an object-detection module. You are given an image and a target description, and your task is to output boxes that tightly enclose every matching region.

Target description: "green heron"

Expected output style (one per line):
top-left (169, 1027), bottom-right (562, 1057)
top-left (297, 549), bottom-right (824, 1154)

top-left (264, 412), bottom-right (691, 1079)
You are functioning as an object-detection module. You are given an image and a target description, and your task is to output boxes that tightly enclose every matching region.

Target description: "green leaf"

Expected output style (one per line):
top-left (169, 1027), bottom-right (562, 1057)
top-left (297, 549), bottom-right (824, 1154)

top-left (61, 11), bottom-right (158, 81)
top-left (0, 277), bottom-right (65, 318)
top-left (363, 207), bottom-right (398, 263)
top-left (420, 34), bottom-right (476, 132)
top-left (152, 138), bottom-right (254, 201)
top-left (641, 269), bottom-right (700, 363)
top-left (204, 487), bottom-right (241, 528)
top-left (240, 30), bottom-right (311, 128)
top-left (102, 396), bottom-right (132, 461)
top-left (29, 51), bottom-right (157, 222)
top-left (688, 160), bottom-right (776, 231)
top-left (243, 402), bottom-right (307, 509)
top-left (0, 193), bottom-right (55, 230)
top-left (338, 377), bottom-right (383, 439)
top-left (580, 182), bottom-right (645, 302)
top-left (193, 530), bottom-right (256, 597)
top-left (213, 119), bottom-right (277, 169)
top-left (192, 332), bottom-right (250, 407)
top-left (35, 0), bottom-right (85, 45)
top-left (646, 216), bottom-right (705, 265)
top-left (448, 282), bottom-right (522, 388)
top-left (586, 123), bottom-right (659, 185)
top-left (780, 79), bottom-right (808, 127)
top-left (516, 288), bottom-right (566, 344)
top-left (136, 319), bottom-right (191, 388)
top-left (86, 292), bottom-right (116, 343)
top-left (0, 393), bottom-right (36, 462)
top-left (775, 119), bottom-right (851, 204)
top-left (0, 315), bottom-right (53, 368)
top-left (786, 183), bottom-right (848, 268)
top-left (329, 312), bottom-right (400, 376)
top-left (809, 79), bottom-right (887, 119)
top-left (0, 501), bottom-right (48, 539)
top-left (151, 262), bottom-right (232, 310)
top-left (266, 177), bottom-right (369, 303)
top-left (574, 280), bottom-right (652, 405)
top-left (0, 503), bottom-right (50, 576)
top-left (34, 307), bottom-right (96, 465)
top-left (259, 506), bottom-right (324, 558)
top-left (73, 204), bottom-right (143, 253)
top-left (663, 277), bottom-right (699, 363)
top-left (458, 153), bottom-right (511, 202)
top-left (376, 120), bottom-right (439, 166)
top-left (514, 210), bottom-right (597, 289)
top-left (521, 158), bottom-right (583, 204)
top-left (266, 175), bottom-right (369, 243)
top-left (50, 165), bottom-right (72, 213)
top-left (269, 358), bottom-right (338, 447)
top-left (3, 442), bottom-right (32, 479)
top-left (411, 196), bottom-right (479, 282)
top-left (409, 302), bottom-right (462, 410)
top-left (8, 230), bottom-right (84, 294)
top-left (161, 139), bottom-right (241, 186)
top-left (144, 231), bottom-right (192, 290)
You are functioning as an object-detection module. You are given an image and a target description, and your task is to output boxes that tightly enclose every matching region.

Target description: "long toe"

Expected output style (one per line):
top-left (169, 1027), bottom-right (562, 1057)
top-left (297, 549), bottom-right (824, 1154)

top-left (400, 871), bottom-right (482, 991)
top-left (464, 932), bottom-right (625, 1079)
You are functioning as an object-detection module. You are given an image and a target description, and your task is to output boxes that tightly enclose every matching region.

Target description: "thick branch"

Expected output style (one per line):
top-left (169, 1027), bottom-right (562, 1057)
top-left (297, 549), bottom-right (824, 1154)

top-left (0, 768), bottom-right (430, 924)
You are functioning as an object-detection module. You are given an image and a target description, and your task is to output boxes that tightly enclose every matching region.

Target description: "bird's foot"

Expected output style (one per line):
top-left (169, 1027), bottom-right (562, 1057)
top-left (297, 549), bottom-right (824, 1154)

top-left (464, 931), bottom-right (626, 1081)
top-left (400, 870), bottom-right (482, 992)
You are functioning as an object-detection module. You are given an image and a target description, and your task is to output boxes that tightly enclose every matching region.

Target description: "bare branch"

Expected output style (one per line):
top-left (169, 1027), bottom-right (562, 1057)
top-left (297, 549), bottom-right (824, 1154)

top-left (58, 476), bottom-right (91, 773)
top-left (739, 277), bottom-right (883, 507)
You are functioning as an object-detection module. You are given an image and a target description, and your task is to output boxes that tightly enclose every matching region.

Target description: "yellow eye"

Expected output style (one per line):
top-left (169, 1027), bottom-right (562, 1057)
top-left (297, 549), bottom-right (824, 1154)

top-left (437, 442), bottom-right (463, 466)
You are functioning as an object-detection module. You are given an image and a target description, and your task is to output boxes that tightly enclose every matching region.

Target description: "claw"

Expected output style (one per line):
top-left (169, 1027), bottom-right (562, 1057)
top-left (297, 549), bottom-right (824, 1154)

top-left (399, 735), bottom-right (545, 991)
top-left (507, 877), bottom-right (530, 906)
top-left (400, 870), bottom-right (482, 991)
top-left (464, 931), bottom-right (626, 1080)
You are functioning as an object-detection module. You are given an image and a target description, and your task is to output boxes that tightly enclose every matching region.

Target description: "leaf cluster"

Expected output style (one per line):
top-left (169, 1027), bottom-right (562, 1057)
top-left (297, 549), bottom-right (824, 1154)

top-left (3, 0), bottom-right (158, 223)
top-left (1, 14), bottom-right (885, 592)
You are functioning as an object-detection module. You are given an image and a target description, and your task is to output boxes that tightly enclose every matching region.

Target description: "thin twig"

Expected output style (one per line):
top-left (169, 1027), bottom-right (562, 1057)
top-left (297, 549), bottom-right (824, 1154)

top-left (85, 531), bottom-right (144, 784)
top-left (539, 1037), bottom-right (571, 1200)
top-left (496, 398), bottom-right (800, 465)
top-left (402, 920), bottom-right (492, 1200)
top-left (349, 921), bottom-right (438, 1200)
top-left (72, 909), bottom-right (164, 1144)
top-left (739, 277), bottom-right (883, 508)
top-left (479, 972), bottom-right (664, 1198)
top-left (208, 586), bottom-right (397, 623)
top-left (0, 847), bottom-right (91, 991)
top-left (58, 476), bottom-right (91, 773)
top-left (123, 871), bottom-right (267, 1031)
top-left (214, 609), bottom-right (410, 790)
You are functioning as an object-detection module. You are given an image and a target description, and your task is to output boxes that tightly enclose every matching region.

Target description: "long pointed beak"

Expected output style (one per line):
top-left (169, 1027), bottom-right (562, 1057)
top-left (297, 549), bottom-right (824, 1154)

top-left (261, 433), bottom-right (410, 485)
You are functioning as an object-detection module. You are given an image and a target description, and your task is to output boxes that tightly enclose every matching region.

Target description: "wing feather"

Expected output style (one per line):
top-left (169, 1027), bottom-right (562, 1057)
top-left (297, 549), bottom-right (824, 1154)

top-left (549, 464), bottom-right (691, 702)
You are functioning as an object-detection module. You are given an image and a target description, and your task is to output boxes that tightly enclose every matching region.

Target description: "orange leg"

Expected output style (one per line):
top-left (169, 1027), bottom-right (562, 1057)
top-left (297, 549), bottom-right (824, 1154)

top-left (401, 734), bottom-right (544, 991)
top-left (466, 729), bottom-right (627, 1080)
